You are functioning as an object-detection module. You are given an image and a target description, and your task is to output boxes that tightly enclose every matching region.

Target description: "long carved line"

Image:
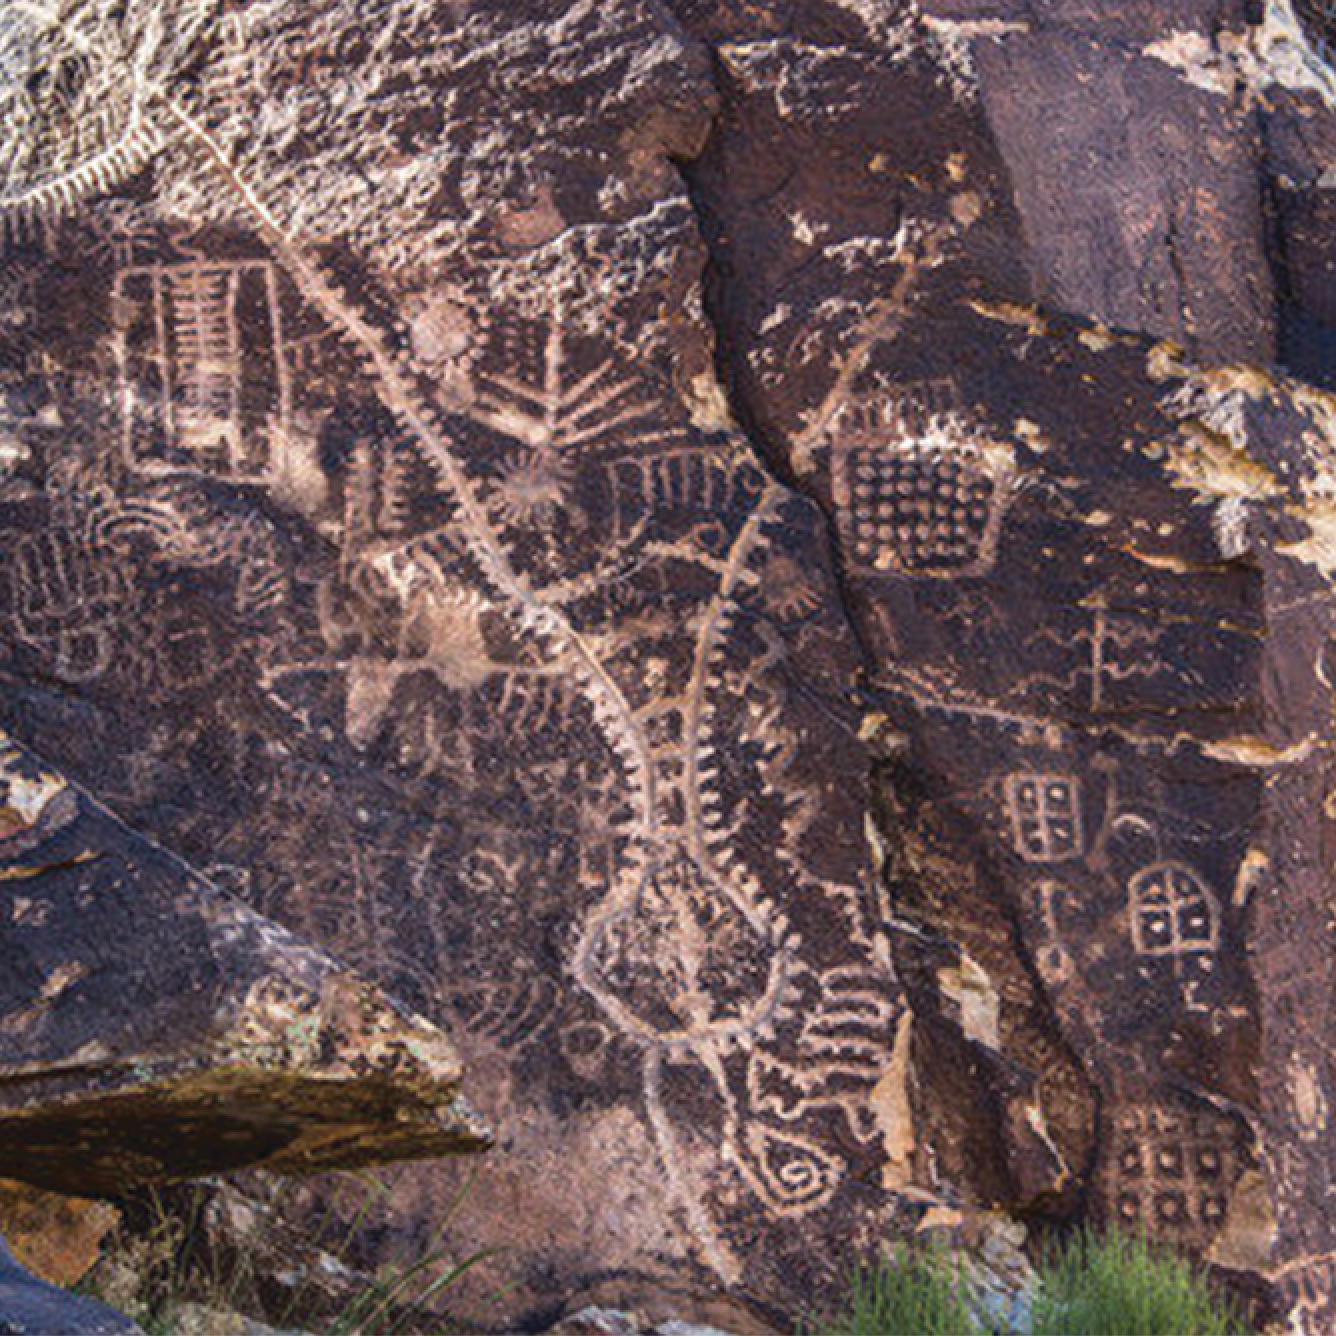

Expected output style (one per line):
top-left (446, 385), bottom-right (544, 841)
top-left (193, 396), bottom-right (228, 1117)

top-left (642, 1047), bottom-right (741, 1283)
top-left (165, 100), bottom-right (659, 846)
top-left (790, 229), bottom-right (943, 475)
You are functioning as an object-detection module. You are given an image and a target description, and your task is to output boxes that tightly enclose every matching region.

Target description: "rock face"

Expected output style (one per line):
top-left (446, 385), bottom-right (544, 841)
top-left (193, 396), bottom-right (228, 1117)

top-left (0, 728), bottom-right (488, 1193)
top-left (0, 1180), bottom-right (120, 1289)
top-left (4, 0), bottom-right (1336, 1330)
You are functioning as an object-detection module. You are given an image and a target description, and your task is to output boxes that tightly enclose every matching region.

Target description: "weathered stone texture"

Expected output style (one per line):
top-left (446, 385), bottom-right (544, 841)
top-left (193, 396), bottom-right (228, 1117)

top-left (5, 0), bottom-right (1336, 1331)
top-left (0, 729), bottom-right (488, 1194)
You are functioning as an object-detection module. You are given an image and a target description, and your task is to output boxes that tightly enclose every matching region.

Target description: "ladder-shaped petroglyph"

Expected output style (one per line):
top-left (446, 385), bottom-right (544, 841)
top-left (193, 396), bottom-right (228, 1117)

top-left (113, 254), bottom-right (293, 480)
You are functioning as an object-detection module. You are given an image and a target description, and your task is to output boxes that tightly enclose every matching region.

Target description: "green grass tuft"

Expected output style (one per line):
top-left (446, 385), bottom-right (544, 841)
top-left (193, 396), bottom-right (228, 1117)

top-left (808, 1228), bottom-right (1254, 1336)
top-left (1029, 1228), bottom-right (1248, 1336)
top-left (807, 1243), bottom-right (981, 1336)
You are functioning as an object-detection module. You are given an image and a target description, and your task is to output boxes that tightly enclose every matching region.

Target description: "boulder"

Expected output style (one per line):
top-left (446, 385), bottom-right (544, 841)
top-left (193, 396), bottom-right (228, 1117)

top-left (0, 1180), bottom-right (119, 1289)
top-left (0, 1233), bottom-right (141, 1335)
top-left (0, 728), bottom-right (489, 1193)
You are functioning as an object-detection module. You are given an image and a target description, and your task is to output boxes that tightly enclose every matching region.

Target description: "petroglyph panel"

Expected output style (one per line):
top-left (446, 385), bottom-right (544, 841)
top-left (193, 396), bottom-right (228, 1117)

top-left (1101, 1102), bottom-right (1249, 1250)
top-left (9, 0), bottom-right (1334, 1328)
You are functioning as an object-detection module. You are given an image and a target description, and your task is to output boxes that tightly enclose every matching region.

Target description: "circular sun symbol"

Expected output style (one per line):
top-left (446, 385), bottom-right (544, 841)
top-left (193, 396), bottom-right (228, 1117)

top-left (764, 553), bottom-right (825, 620)
top-left (490, 451), bottom-right (570, 528)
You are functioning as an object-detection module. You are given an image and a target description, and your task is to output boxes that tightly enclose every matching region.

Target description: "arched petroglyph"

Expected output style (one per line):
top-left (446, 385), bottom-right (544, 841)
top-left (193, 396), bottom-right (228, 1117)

top-left (0, 0), bottom-right (213, 235)
top-left (1128, 861), bottom-right (1221, 982)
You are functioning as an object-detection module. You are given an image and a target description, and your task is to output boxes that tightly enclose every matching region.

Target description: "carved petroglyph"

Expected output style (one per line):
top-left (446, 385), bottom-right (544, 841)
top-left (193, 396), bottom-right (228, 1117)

top-left (0, 523), bottom-right (129, 684)
top-left (747, 965), bottom-right (901, 1122)
top-left (0, 0), bottom-right (211, 234)
top-left (1005, 772), bottom-right (1084, 863)
top-left (473, 303), bottom-right (663, 460)
top-left (737, 1122), bottom-right (844, 1214)
top-left (1128, 861), bottom-right (1221, 983)
top-left (791, 228), bottom-right (946, 475)
top-left (579, 844), bottom-right (796, 1049)
top-left (1104, 1103), bottom-right (1246, 1248)
top-left (1032, 881), bottom-right (1075, 983)
top-left (89, 484), bottom-right (292, 617)
top-left (1288, 1055), bottom-right (1329, 1142)
top-left (1274, 1255), bottom-right (1336, 1332)
top-left (1031, 594), bottom-right (1168, 714)
top-left (831, 409), bottom-right (1016, 579)
top-left (113, 255), bottom-right (292, 480)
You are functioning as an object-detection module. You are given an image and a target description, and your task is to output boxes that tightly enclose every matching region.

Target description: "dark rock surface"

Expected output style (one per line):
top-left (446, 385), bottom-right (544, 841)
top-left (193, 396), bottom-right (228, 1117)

top-left (0, 727), bottom-right (489, 1193)
top-left (4, 0), bottom-right (1336, 1331)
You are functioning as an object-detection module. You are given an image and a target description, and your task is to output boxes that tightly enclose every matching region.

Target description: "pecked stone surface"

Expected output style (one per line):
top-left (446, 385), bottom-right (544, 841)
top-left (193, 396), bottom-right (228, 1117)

top-left (675, 0), bottom-right (1336, 1328)
top-left (0, 0), bottom-right (915, 1327)
top-left (0, 728), bottom-right (489, 1194)
top-left (6, 0), bottom-right (1336, 1330)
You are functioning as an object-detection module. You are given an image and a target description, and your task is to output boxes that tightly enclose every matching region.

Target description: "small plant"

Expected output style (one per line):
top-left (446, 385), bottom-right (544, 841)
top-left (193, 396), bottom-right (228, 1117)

top-left (808, 1243), bottom-right (981, 1336)
top-left (1030, 1228), bottom-right (1249, 1336)
top-left (79, 1169), bottom-right (496, 1335)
